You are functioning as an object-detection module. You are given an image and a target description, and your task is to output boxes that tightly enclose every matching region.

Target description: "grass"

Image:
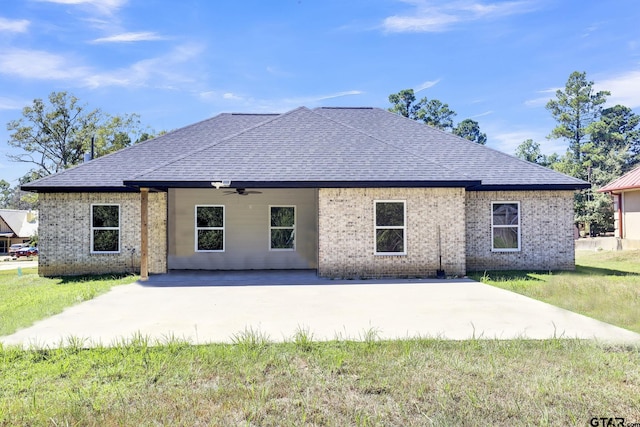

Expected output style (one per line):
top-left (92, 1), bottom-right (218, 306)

top-left (1, 337), bottom-right (639, 426)
top-left (0, 268), bottom-right (138, 336)
top-left (1, 251), bottom-right (639, 424)
top-left (470, 250), bottom-right (640, 333)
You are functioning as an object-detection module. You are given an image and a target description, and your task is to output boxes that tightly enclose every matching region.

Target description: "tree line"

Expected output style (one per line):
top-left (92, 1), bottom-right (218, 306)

top-left (4, 76), bottom-right (638, 235)
top-left (388, 72), bottom-right (640, 235)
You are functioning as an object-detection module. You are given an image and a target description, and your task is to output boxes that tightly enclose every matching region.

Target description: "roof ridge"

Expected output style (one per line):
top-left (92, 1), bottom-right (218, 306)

top-left (128, 107), bottom-right (306, 181)
top-left (312, 107), bottom-right (476, 182)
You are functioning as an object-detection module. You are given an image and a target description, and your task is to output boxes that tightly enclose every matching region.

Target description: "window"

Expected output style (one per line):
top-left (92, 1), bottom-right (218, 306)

top-left (270, 206), bottom-right (295, 250)
top-left (196, 206), bottom-right (224, 252)
top-left (374, 201), bottom-right (406, 255)
top-left (492, 202), bottom-right (520, 251)
top-left (91, 204), bottom-right (120, 253)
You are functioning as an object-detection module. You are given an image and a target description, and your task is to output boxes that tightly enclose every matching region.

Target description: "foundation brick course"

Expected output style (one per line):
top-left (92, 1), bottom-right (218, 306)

top-left (465, 190), bottom-right (575, 271)
top-left (318, 188), bottom-right (466, 278)
top-left (38, 192), bottom-right (167, 276)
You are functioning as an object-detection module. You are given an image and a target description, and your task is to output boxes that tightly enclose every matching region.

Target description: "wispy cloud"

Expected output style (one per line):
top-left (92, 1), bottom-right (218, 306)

top-left (0, 97), bottom-right (23, 110)
top-left (0, 49), bottom-right (89, 80)
top-left (35, 0), bottom-right (127, 15)
top-left (415, 79), bottom-right (440, 92)
top-left (91, 31), bottom-right (166, 43)
top-left (524, 88), bottom-right (559, 107)
top-left (83, 43), bottom-right (205, 88)
top-left (0, 44), bottom-right (205, 90)
top-left (0, 17), bottom-right (30, 33)
top-left (382, 0), bottom-right (536, 33)
top-left (470, 110), bottom-right (493, 118)
top-left (314, 90), bottom-right (364, 101)
top-left (597, 70), bottom-right (640, 109)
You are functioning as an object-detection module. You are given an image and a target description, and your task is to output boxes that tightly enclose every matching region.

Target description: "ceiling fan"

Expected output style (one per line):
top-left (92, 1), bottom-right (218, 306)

top-left (223, 188), bottom-right (262, 196)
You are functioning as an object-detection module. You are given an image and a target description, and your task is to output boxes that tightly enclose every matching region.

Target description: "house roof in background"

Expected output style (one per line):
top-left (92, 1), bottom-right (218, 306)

top-left (22, 107), bottom-right (588, 192)
top-left (598, 165), bottom-right (640, 193)
top-left (0, 209), bottom-right (38, 238)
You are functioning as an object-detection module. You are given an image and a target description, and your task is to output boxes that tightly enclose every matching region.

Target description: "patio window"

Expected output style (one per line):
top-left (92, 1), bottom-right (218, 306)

top-left (91, 204), bottom-right (120, 253)
top-left (270, 206), bottom-right (295, 250)
top-left (374, 200), bottom-right (406, 255)
top-left (196, 205), bottom-right (225, 252)
top-left (492, 202), bottom-right (520, 251)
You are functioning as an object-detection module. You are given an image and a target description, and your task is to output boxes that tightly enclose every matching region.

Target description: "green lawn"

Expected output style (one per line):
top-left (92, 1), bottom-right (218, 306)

top-left (1, 252), bottom-right (639, 425)
top-left (470, 250), bottom-right (640, 333)
top-left (0, 268), bottom-right (138, 336)
top-left (1, 337), bottom-right (639, 426)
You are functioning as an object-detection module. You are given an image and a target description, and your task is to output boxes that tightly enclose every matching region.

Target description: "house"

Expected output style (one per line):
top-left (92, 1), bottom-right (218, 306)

top-left (598, 165), bottom-right (640, 244)
top-left (0, 209), bottom-right (38, 254)
top-left (22, 107), bottom-right (589, 279)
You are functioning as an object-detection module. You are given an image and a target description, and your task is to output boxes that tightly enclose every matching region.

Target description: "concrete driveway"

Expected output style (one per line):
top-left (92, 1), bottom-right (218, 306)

top-left (2, 271), bottom-right (639, 348)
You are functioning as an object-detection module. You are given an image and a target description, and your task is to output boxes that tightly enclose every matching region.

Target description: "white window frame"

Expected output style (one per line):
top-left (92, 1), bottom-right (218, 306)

top-left (374, 200), bottom-right (407, 256)
top-left (195, 205), bottom-right (225, 252)
top-left (91, 204), bottom-right (120, 254)
top-left (269, 205), bottom-right (296, 251)
top-left (491, 201), bottom-right (521, 252)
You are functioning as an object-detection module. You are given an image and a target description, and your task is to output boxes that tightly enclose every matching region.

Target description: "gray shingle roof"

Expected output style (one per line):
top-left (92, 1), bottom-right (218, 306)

top-left (22, 106), bottom-right (588, 192)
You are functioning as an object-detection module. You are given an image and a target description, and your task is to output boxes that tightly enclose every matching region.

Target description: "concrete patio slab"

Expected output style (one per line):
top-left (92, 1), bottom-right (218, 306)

top-left (2, 272), bottom-right (639, 348)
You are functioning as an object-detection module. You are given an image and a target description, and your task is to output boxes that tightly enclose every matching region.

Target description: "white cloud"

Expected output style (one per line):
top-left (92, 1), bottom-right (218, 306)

top-left (0, 17), bottom-right (30, 33)
top-left (0, 97), bottom-right (23, 110)
top-left (35, 0), bottom-right (126, 15)
top-left (314, 90), bottom-right (364, 101)
top-left (0, 49), bottom-right (89, 80)
top-left (0, 43), bottom-right (204, 90)
top-left (83, 43), bottom-right (205, 88)
top-left (223, 93), bottom-right (243, 101)
top-left (415, 79), bottom-right (440, 92)
top-left (91, 31), bottom-right (166, 43)
top-left (382, 0), bottom-right (536, 33)
top-left (596, 70), bottom-right (640, 109)
top-left (470, 110), bottom-right (493, 118)
top-left (524, 88), bottom-right (559, 107)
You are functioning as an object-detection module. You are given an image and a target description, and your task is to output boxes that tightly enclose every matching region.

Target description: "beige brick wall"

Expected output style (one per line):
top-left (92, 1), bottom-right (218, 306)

top-left (465, 190), bottom-right (575, 271)
top-left (38, 192), bottom-right (167, 276)
top-left (318, 188), bottom-right (466, 278)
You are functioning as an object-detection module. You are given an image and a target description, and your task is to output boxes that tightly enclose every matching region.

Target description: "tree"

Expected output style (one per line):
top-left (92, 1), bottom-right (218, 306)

top-left (6, 91), bottom-right (143, 179)
top-left (453, 119), bottom-right (487, 145)
top-left (416, 99), bottom-right (457, 131)
top-left (0, 180), bottom-right (12, 208)
top-left (388, 89), bottom-right (424, 120)
top-left (546, 71), bottom-right (610, 170)
top-left (515, 139), bottom-right (543, 164)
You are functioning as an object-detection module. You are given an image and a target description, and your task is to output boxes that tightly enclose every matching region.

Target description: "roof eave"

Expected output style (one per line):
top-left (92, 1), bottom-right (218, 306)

top-left (20, 185), bottom-right (141, 193)
top-left (122, 179), bottom-right (483, 189)
top-left (469, 183), bottom-right (591, 191)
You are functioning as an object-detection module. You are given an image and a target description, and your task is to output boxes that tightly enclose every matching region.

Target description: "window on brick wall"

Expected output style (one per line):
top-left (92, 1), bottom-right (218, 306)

top-left (196, 205), bottom-right (224, 252)
top-left (270, 206), bottom-right (296, 250)
top-left (492, 202), bottom-right (520, 251)
top-left (374, 200), bottom-right (406, 255)
top-left (91, 204), bottom-right (120, 253)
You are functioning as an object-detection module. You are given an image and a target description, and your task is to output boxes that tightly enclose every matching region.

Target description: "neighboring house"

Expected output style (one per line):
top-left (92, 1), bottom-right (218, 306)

top-left (0, 209), bottom-right (38, 254)
top-left (22, 107), bottom-right (588, 278)
top-left (598, 165), bottom-right (640, 242)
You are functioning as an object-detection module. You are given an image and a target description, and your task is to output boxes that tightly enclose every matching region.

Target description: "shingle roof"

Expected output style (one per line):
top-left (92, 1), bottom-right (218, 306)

top-left (22, 106), bottom-right (588, 192)
top-left (598, 165), bottom-right (640, 192)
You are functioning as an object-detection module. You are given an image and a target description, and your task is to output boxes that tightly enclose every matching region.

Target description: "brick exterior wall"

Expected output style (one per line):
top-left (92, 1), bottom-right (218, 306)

top-left (38, 192), bottom-right (167, 276)
top-left (465, 190), bottom-right (575, 271)
top-left (318, 188), bottom-right (466, 278)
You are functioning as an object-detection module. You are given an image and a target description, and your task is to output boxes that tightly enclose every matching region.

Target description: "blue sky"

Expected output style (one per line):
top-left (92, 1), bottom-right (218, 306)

top-left (1, 0), bottom-right (639, 185)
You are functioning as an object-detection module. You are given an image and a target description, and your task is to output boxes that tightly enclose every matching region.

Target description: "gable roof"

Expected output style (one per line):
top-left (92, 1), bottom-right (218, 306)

top-left (22, 106), bottom-right (588, 192)
top-left (0, 209), bottom-right (38, 238)
top-left (598, 165), bottom-right (640, 193)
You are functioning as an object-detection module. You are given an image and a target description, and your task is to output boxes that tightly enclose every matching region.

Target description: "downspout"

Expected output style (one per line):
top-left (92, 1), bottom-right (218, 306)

top-left (617, 193), bottom-right (623, 239)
